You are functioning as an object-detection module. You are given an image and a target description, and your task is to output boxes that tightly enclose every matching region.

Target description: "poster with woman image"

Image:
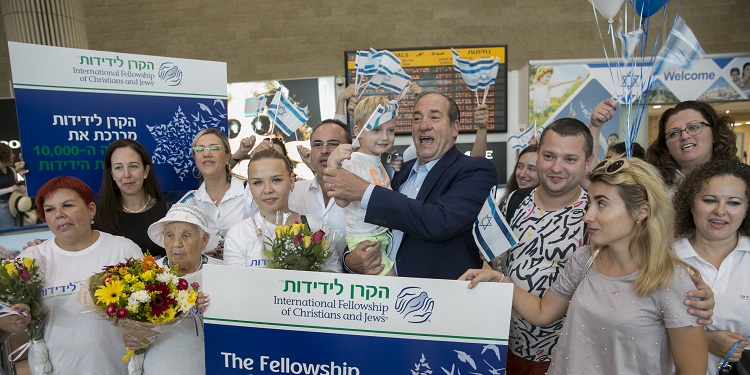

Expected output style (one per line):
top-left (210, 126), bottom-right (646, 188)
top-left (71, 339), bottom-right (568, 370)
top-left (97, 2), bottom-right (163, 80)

top-left (529, 65), bottom-right (589, 127)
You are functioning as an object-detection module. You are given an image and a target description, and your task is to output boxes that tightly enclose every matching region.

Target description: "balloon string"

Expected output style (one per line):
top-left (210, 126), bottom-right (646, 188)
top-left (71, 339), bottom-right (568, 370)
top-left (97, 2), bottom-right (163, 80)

top-left (590, 2), bottom-right (618, 94)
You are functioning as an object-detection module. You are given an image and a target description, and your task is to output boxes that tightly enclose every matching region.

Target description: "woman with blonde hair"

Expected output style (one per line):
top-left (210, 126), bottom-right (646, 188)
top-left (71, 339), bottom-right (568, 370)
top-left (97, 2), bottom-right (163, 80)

top-left (461, 156), bottom-right (707, 374)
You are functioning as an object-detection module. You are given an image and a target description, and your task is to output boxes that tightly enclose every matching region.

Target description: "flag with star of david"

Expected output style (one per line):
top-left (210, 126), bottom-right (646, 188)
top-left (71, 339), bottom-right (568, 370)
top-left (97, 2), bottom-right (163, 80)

top-left (452, 48), bottom-right (500, 92)
top-left (267, 87), bottom-right (308, 136)
top-left (473, 185), bottom-right (518, 262)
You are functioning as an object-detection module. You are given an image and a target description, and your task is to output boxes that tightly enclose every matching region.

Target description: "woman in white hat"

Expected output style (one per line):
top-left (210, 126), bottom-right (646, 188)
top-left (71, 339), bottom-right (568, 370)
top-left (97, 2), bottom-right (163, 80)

top-left (122, 203), bottom-right (219, 375)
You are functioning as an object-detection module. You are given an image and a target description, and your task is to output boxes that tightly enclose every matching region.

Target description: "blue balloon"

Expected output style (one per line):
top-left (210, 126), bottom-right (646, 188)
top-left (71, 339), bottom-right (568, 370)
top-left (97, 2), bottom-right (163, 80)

top-left (630, 0), bottom-right (669, 18)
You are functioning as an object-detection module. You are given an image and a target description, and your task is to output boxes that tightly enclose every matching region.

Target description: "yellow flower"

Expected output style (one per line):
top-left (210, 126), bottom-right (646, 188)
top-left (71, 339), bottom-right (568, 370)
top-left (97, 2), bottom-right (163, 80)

top-left (291, 223), bottom-right (303, 235)
top-left (303, 235), bottom-right (312, 248)
top-left (276, 226), bottom-right (283, 238)
top-left (131, 281), bottom-right (146, 291)
top-left (22, 258), bottom-right (34, 270)
top-left (4, 263), bottom-right (16, 277)
top-left (187, 290), bottom-right (197, 304)
top-left (118, 267), bottom-right (130, 276)
top-left (94, 280), bottom-right (125, 305)
top-left (123, 274), bottom-right (137, 284)
top-left (141, 270), bottom-right (154, 282)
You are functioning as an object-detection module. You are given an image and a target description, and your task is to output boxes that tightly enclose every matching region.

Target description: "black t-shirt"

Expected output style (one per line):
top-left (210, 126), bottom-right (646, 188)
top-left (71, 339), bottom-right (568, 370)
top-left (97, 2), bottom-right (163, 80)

top-left (116, 200), bottom-right (171, 257)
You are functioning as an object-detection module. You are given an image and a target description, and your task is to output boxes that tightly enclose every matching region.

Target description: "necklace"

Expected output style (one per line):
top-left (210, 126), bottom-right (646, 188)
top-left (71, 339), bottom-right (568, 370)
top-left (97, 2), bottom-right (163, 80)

top-left (122, 196), bottom-right (152, 214)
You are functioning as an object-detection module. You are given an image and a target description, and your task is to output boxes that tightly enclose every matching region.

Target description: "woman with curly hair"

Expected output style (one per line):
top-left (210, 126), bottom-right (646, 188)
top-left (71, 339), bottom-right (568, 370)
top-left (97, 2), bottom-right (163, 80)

top-left (646, 101), bottom-right (738, 192)
top-left (673, 160), bottom-right (750, 374)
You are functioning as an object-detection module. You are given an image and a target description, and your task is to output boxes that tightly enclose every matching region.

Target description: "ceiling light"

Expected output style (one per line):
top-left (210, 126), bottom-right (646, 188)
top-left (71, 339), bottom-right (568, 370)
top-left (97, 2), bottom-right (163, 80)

top-left (725, 110), bottom-right (730, 113)
top-left (652, 105), bottom-right (661, 109)
top-left (745, 121), bottom-right (750, 125)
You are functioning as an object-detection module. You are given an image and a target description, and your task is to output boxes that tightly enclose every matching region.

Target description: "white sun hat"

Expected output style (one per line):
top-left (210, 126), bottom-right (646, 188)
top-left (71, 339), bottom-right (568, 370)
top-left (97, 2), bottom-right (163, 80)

top-left (147, 203), bottom-right (220, 253)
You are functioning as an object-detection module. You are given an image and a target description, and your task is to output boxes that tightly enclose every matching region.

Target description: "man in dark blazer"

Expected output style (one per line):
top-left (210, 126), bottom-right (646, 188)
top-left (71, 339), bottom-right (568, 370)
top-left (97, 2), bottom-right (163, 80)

top-left (323, 91), bottom-right (497, 279)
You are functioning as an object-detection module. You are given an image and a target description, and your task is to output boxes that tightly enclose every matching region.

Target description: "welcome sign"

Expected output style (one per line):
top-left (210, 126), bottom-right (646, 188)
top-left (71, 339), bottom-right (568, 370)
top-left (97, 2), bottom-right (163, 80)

top-left (8, 42), bottom-right (227, 195)
top-left (203, 266), bottom-right (513, 374)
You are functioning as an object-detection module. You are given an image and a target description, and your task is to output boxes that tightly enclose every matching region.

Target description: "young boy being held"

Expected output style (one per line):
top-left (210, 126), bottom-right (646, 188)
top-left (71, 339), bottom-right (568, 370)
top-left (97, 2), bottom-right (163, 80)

top-left (329, 96), bottom-right (397, 276)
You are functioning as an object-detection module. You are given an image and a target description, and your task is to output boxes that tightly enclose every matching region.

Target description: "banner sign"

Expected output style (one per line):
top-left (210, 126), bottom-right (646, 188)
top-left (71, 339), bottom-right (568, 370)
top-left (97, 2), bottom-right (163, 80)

top-left (203, 265), bottom-right (513, 374)
top-left (8, 42), bottom-right (227, 195)
top-left (345, 46), bottom-right (508, 134)
top-left (529, 54), bottom-right (750, 158)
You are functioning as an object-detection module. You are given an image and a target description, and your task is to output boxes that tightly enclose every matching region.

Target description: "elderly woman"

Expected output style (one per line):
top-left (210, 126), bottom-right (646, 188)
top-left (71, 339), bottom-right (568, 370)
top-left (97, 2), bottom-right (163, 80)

top-left (179, 128), bottom-right (248, 259)
top-left (95, 139), bottom-right (170, 256)
top-left (121, 203), bottom-right (220, 374)
top-left (646, 101), bottom-right (738, 193)
top-left (18, 176), bottom-right (143, 374)
top-left (673, 160), bottom-right (750, 374)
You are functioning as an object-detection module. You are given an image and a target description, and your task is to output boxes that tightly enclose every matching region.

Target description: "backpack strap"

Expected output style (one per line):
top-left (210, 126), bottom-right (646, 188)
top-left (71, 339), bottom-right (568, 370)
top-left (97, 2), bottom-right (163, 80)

top-left (503, 186), bottom-right (535, 223)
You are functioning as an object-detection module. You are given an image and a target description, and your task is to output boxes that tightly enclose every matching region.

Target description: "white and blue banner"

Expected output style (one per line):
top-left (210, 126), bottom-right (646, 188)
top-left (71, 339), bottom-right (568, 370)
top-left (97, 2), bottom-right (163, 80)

top-left (203, 265), bottom-right (513, 374)
top-left (8, 42), bottom-right (227, 195)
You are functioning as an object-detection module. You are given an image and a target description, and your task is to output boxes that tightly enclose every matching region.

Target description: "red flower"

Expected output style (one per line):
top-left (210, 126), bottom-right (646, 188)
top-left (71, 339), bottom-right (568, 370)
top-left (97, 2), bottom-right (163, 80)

top-left (102, 274), bottom-right (114, 285)
top-left (116, 308), bottom-right (128, 318)
top-left (19, 268), bottom-right (31, 281)
top-left (106, 303), bottom-right (116, 316)
top-left (145, 282), bottom-right (176, 317)
top-left (191, 282), bottom-right (200, 289)
top-left (177, 278), bottom-right (188, 291)
top-left (293, 233), bottom-right (303, 245)
top-left (311, 230), bottom-right (325, 243)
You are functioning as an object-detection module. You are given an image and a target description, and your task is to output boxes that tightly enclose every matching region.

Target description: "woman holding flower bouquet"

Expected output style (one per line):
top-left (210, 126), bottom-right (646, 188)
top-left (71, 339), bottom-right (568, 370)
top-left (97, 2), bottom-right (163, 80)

top-left (224, 149), bottom-right (342, 272)
top-left (118, 203), bottom-right (219, 375)
top-left (19, 176), bottom-right (143, 375)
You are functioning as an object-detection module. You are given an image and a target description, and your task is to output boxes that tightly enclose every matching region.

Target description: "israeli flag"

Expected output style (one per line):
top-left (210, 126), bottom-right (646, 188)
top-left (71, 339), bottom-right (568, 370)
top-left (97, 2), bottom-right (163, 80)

top-left (473, 186), bottom-right (518, 262)
top-left (452, 49), bottom-right (500, 91)
top-left (367, 67), bottom-right (411, 94)
top-left (617, 26), bottom-right (644, 61)
top-left (363, 102), bottom-right (399, 132)
top-left (508, 125), bottom-right (535, 150)
top-left (244, 94), bottom-right (267, 117)
top-left (267, 88), bottom-right (308, 137)
top-left (653, 17), bottom-right (704, 75)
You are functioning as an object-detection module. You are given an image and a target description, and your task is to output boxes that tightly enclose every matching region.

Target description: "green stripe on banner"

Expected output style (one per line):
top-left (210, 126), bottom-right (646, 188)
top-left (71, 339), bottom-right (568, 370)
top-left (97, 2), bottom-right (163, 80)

top-left (205, 317), bottom-right (507, 343)
top-left (13, 83), bottom-right (226, 98)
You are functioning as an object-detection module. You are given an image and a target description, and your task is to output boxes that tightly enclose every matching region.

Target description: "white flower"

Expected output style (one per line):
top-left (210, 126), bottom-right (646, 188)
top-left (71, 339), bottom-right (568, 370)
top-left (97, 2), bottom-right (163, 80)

top-left (156, 271), bottom-right (178, 285)
top-left (176, 290), bottom-right (192, 313)
top-left (130, 290), bottom-right (151, 304)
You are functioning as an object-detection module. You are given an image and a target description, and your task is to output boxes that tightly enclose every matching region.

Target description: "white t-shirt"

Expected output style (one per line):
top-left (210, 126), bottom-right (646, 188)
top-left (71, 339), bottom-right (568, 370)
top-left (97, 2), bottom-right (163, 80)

top-left (224, 211), bottom-right (342, 272)
top-left (675, 236), bottom-right (750, 373)
top-left (179, 176), bottom-right (246, 247)
top-left (243, 178), bottom-right (348, 259)
top-left (18, 232), bottom-right (143, 375)
top-left (140, 256), bottom-right (221, 375)
top-left (340, 152), bottom-right (390, 238)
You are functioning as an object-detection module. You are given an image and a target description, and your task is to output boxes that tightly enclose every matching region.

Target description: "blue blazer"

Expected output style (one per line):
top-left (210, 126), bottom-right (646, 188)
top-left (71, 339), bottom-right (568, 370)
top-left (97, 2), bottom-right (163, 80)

top-left (365, 146), bottom-right (497, 279)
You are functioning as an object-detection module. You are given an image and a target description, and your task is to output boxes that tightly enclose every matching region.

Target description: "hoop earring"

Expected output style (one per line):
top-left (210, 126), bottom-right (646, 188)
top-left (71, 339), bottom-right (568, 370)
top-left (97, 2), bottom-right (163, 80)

top-left (192, 166), bottom-right (202, 179)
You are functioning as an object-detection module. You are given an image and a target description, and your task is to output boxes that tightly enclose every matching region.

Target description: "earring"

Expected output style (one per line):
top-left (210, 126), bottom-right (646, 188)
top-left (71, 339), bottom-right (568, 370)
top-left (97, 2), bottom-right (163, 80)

top-left (90, 219), bottom-right (95, 225)
top-left (636, 220), bottom-right (640, 225)
top-left (192, 166), bottom-right (202, 179)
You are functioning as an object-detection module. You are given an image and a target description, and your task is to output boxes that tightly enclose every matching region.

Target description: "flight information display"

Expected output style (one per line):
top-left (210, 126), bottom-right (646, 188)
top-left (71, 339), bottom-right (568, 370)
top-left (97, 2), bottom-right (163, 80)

top-left (345, 45), bottom-right (507, 134)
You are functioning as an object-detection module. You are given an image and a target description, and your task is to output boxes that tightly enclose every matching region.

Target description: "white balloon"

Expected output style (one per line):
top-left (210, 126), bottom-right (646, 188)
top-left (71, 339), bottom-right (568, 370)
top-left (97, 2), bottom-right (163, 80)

top-left (588, 0), bottom-right (625, 20)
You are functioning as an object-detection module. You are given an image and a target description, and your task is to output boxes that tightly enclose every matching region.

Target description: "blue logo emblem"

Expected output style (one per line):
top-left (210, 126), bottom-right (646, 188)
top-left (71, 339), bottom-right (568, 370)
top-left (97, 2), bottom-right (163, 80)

top-left (159, 62), bottom-right (183, 86)
top-left (395, 286), bottom-right (434, 323)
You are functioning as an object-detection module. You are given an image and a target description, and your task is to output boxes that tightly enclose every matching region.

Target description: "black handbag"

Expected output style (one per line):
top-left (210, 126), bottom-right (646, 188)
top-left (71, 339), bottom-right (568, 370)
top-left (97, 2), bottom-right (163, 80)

top-left (719, 351), bottom-right (749, 375)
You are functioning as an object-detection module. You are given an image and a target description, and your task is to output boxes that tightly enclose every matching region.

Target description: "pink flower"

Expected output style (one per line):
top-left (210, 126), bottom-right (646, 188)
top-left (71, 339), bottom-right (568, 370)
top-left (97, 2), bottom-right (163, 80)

top-left (19, 268), bottom-right (31, 281)
top-left (191, 282), bottom-right (200, 289)
top-left (177, 278), bottom-right (188, 291)
top-left (116, 308), bottom-right (128, 319)
top-left (102, 274), bottom-right (113, 285)
top-left (293, 233), bottom-right (303, 245)
top-left (311, 230), bottom-right (325, 243)
top-left (106, 303), bottom-right (116, 316)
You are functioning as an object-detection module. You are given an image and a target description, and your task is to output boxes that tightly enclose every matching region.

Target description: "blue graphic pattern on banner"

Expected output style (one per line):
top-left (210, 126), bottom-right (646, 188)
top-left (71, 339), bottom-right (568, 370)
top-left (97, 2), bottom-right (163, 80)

top-left (14, 88), bottom-right (227, 194)
top-left (205, 323), bottom-right (508, 374)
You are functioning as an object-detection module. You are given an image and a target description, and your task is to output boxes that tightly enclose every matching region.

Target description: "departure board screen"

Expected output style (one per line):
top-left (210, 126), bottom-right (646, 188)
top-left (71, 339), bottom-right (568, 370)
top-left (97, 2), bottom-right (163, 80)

top-left (345, 45), bottom-right (507, 134)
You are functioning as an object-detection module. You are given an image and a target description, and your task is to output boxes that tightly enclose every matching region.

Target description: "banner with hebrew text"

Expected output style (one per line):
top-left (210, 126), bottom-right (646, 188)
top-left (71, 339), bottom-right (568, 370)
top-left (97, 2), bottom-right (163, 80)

top-left (203, 265), bottom-right (513, 374)
top-left (8, 42), bottom-right (227, 195)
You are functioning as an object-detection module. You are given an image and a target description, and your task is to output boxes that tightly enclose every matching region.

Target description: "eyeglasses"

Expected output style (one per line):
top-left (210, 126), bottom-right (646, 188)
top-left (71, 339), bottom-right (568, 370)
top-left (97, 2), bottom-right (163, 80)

top-left (664, 121), bottom-right (710, 143)
top-left (192, 145), bottom-right (223, 153)
top-left (310, 140), bottom-right (341, 150)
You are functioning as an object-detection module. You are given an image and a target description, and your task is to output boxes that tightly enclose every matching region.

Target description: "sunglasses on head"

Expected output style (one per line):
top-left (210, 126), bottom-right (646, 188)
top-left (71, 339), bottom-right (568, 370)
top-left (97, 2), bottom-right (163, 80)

top-left (594, 158), bottom-right (630, 174)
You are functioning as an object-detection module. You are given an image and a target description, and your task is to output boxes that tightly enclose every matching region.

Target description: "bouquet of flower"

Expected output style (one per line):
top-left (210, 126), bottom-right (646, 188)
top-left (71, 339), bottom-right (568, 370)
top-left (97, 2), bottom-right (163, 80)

top-left (264, 222), bottom-right (332, 271)
top-left (0, 258), bottom-right (49, 374)
top-left (78, 254), bottom-right (199, 375)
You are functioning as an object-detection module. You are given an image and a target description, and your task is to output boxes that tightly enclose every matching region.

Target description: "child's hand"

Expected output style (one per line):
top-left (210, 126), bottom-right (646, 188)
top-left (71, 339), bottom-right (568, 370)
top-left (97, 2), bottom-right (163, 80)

top-left (329, 144), bottom-right (353, 168)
